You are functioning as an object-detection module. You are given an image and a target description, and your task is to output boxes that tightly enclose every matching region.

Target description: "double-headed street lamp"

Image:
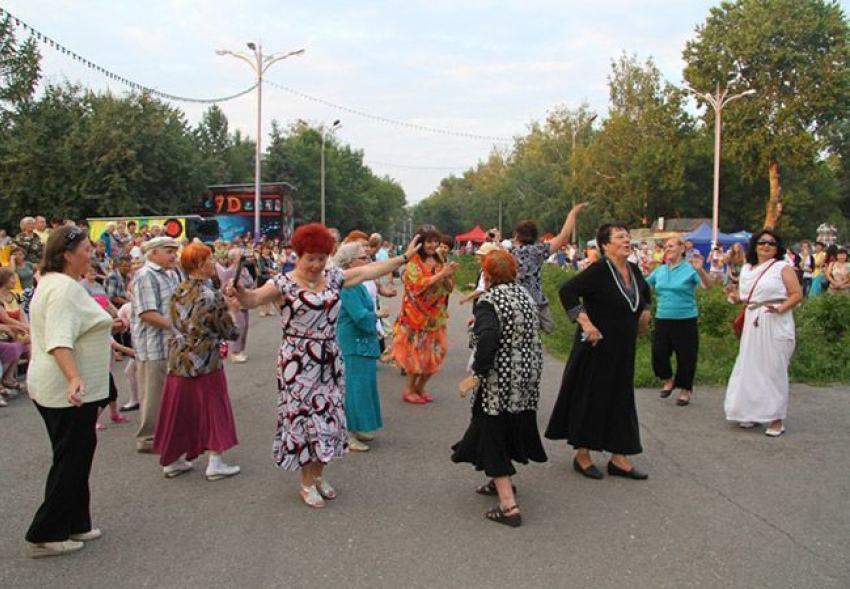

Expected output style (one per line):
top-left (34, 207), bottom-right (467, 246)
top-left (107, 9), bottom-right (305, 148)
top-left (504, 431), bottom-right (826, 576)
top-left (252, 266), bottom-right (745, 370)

top-left (217, 43), bottom-right (304, 242)
top-left (686, 83), bottom-right (756, 248)
top-left (320, 120), bottom-right (341, 226)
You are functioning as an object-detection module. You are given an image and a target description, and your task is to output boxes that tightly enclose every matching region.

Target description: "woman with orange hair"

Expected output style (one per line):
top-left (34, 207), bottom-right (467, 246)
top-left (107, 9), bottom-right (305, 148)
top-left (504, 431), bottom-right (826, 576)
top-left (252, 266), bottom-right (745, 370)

top-left (228, 224), bottom-right (419, 508)
top-left (153, 242), bottom-right (242, 481)
top-left (452, 250), bottom-right (546, 528)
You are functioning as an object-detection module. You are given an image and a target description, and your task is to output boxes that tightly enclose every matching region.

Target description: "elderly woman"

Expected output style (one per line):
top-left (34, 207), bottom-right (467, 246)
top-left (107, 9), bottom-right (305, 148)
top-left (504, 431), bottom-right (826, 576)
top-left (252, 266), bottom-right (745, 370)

top-left (451, 250), bottom-right (546, 528)
top-left (334, 243), bottom-right (386, 452)
top-left (825, 248), bottom-right (849, 294)
top-left (725, 230), bottom-right (803, 436)
top-left (393, 226), bottom-right (458, 404)
top-left (545, 224), bottom-right (652, 480)
top-left (25, 226), bottom-right (119, 557)
top-left (13, 216), bottom-right (44, 268)
top-left (647, 238), bottom-right (710, 406)
top-left (217, 248), bottom-right (254, 363)
top-left (228, 224), bottom-right (418, 509)
top-left (154, 243), bottom-right (241, 480)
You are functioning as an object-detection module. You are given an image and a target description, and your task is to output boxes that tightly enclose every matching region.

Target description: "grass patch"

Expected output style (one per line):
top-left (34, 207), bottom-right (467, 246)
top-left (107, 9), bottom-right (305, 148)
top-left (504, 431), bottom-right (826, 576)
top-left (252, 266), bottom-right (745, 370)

top-left (453, 255), bottom-right (850, 385)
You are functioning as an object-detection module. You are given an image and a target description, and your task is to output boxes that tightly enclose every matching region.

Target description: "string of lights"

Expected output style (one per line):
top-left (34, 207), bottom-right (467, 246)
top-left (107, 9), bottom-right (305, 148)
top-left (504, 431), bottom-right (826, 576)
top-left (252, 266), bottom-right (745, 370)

top-left (0, 6), bottom-right (258, 104)
top-left (265, 79), bottom-right (513, 143)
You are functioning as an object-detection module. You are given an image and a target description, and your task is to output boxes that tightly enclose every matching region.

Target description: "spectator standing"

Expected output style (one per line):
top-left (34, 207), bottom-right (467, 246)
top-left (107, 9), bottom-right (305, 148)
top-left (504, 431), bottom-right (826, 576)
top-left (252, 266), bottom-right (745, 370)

top-left (130, 237), bottom-right (179, 453)
top-left (25, 225), bottom-right (116, 557)
top-left (14, 217), bottom-right (44, 269)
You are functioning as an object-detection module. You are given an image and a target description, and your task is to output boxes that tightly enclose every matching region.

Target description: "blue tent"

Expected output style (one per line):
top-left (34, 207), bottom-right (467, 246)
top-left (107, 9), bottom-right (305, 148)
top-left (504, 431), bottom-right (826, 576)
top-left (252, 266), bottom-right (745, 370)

top-left (680, 224), bottom-right (751, 263)
top-left (681, 223), bottom-right (750, 246)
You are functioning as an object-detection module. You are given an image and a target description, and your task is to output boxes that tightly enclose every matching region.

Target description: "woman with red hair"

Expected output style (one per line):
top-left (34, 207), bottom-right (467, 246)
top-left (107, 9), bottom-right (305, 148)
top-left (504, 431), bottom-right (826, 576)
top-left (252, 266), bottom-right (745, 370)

top-left (153, 242), bottom-right (242, 481)
top-left (228, 224), bottom-right (419, 508)
top-left (452, 250), bottom-right (546, 527)
top-left (393, 225), bottom-right (458, 404)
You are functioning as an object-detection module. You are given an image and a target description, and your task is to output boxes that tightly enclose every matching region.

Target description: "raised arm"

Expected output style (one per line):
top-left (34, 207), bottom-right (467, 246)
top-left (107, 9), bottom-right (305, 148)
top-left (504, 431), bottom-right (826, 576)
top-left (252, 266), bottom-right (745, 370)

top-left (343, 236), bottom-right (420, 288)
top-left (547, 202), bottom-right (588, 253)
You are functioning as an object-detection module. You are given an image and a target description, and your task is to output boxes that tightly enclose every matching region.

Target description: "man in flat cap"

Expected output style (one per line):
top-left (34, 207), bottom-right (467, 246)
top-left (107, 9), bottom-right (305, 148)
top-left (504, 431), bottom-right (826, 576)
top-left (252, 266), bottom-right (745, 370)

top-left (131, 237), bottom-right (179, 454)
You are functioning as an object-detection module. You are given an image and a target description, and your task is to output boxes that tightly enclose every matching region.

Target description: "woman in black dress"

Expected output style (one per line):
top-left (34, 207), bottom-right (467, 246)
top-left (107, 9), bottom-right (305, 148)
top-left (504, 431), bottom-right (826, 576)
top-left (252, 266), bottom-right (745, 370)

top-left (452, 250), bottom-right (547, 527)
top-left (545, 224), bottom-right (652, 480)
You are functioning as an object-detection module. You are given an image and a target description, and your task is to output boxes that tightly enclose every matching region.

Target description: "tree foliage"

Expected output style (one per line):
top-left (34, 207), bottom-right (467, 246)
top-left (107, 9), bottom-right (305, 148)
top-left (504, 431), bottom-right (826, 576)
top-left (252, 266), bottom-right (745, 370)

top-left (683, 0), bottom-right (850, 229)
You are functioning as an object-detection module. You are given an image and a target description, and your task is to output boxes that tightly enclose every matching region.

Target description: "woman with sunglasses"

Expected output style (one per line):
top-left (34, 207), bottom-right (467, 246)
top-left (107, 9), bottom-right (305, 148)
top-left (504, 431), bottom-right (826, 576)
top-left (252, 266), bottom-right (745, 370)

top-left (724, 230), bottom-right (802, 437)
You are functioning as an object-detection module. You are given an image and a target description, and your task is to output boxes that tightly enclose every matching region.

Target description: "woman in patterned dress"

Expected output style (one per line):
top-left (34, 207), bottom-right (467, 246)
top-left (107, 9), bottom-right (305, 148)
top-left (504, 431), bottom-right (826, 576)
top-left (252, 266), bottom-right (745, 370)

top-left (392, 226), bottom-right (458, 404)
top-left (153, 243), bottom-right (242, 480)
top-left (228, 224), bottom-right (419, 509)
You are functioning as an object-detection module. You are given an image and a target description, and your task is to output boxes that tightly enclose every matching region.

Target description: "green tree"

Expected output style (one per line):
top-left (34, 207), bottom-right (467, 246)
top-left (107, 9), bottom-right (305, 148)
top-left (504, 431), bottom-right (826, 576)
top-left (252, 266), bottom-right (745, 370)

top-left (0, 15), bottom-right (40, 118)
top-left (683, 0), bottom-right (850, 229)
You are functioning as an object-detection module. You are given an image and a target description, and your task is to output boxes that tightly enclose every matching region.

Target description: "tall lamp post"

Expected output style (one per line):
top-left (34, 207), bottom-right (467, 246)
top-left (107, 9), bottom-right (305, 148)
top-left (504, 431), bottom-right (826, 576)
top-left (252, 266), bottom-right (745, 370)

top-left (320, 120), bottom-right (341, 226)
top-left (570, 114), bottom-right (597, 244)
top-left (686, 83), bottom-right (755, 248)
top-left (217, 43), bottom-right (304, 242)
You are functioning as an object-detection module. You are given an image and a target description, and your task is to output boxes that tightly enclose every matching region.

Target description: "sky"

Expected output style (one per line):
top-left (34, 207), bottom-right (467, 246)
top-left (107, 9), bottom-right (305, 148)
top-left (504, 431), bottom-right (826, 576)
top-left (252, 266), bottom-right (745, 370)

top-left (5, 1), bottom-right (849, 206)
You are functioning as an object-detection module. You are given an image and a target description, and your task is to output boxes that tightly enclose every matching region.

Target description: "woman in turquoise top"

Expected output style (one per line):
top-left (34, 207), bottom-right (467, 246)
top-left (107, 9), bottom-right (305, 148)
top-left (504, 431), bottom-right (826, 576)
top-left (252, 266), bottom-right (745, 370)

top-left (334, 243), bottom-right (384, 451)
top-left (647, 238), bottom-right (710, 406)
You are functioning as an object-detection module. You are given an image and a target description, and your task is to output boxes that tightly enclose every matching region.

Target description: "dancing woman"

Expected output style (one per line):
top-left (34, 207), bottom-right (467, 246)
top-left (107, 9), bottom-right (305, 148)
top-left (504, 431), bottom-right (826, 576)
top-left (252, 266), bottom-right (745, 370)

top-left (227, 224), bottom-right (418, 509)
top-left (393, 226), bottom-right (458, 404)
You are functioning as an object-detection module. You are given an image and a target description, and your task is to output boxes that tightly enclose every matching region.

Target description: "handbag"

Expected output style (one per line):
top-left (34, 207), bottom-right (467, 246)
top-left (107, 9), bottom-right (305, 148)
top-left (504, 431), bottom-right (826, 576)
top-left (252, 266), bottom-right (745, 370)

top-left (733, 260), bottom-right (777, 340)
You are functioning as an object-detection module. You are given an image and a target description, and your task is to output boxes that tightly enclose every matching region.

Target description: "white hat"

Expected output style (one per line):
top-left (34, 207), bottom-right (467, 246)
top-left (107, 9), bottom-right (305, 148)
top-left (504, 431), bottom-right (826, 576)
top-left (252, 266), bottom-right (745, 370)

top-left (141, 237), bottom-right (179, 253)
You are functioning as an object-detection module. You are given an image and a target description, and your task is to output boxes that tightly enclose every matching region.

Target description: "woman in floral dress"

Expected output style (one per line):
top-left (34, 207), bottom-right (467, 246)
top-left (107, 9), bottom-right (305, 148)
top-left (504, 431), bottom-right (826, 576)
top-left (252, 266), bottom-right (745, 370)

top-left (228, 224), bottom-right (418, 509)
top-left (392, 226), bottom-right (458, 404)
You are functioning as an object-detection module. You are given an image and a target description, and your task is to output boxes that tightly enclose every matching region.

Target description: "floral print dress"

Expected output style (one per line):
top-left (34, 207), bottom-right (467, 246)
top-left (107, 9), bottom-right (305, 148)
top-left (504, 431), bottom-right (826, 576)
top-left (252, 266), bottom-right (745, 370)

top-left (272, 268), bottom-right (348, 470)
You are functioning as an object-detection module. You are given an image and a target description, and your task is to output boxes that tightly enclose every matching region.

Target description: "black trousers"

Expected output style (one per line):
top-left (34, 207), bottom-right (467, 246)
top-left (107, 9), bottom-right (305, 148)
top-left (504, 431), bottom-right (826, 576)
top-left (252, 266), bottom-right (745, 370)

top-left (652, 318), bottom-right (699, 391)
top-left (26, 402), bottom-right (99, 543)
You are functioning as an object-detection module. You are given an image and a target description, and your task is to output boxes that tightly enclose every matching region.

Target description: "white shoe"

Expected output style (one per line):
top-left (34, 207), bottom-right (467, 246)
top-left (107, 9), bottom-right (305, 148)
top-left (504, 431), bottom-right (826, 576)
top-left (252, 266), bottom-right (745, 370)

top-left (765, 426), bottom-right (786, 437)
top-left (353, 431), bottom-right (375, 442)
top-left (738, 421), bottom-right (758, 429)
top-left (230, 352), bottom-right (248, 364)
top-left (69, 528), bottom-right (102, 541)
top-left (163, 458), bottom-right (194, 478)
top-left (0, 396), bottom-right (7, 407)
top-left (27, 540), bottom-right (84, 558)
top-left (206, 463), bottom-right (241, 481)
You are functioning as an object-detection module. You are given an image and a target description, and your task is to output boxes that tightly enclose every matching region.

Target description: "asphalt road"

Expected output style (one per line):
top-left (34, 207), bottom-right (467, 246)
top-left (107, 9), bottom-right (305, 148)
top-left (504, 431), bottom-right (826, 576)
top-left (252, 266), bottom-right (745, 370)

top-left (2, 293), bottom-right (849, 588)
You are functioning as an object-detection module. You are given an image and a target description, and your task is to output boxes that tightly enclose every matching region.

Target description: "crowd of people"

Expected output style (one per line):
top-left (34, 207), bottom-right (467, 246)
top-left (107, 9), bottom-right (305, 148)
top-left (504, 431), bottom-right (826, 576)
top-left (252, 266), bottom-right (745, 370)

top-left (1, 208), bottom-right (846, 555)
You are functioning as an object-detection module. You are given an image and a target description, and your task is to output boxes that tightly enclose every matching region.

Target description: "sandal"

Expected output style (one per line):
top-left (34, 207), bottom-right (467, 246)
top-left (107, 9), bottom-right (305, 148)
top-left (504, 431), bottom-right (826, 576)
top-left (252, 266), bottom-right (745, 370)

top-left (475, 479), bottom-right (517, 496)
top-left (485, 504), bottom-right (522, 527)
top-left (298, 485), bottom-right (326, 509)
top-left (402, 390), bottom-right (426, 405)
top-left (314, 477), bottom-right (336, 500)
top-left (420, 391), bottom-right (434, 403)
top-left (110, 413), bottom-right (131, 424)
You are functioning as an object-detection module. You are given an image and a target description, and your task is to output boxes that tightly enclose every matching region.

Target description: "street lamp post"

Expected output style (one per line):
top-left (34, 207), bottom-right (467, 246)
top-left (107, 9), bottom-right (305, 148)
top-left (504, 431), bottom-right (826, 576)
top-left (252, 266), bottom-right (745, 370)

top-left (217, 43), bottom-right (304, 242)
top-left (570, 114), bottom-right (597, 244)
top-left (686, 83), bottom-right (756, 248)
top-left (320, 120), bottom-right (341, 226)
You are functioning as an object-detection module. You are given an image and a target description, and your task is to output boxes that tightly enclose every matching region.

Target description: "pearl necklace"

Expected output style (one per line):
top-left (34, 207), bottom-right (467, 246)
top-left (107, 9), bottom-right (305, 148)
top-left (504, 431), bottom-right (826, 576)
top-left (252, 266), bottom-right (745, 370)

top-left (606, 258), bottom-right (640, 313)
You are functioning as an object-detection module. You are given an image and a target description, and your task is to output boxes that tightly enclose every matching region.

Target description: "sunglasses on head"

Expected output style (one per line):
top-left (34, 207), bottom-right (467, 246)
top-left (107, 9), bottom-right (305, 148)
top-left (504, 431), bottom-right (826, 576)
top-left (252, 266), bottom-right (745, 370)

top-left (66, 226), bottom-right (86, 242)
top-left (756, 239), bottom-right (778, 247)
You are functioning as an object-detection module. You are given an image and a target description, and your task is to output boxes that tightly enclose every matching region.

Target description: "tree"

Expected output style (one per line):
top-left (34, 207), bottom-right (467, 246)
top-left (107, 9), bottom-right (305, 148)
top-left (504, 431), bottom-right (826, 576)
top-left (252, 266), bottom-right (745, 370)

top-left (0, 15), bottom-right (40, 119)
top-left (683, 0), bottom-right (850, 229)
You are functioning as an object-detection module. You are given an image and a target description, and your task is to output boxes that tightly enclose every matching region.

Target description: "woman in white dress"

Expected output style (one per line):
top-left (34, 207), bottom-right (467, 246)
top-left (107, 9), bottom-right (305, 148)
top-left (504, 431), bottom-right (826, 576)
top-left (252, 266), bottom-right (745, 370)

top-left (725, 230), bottom-right (803, 436)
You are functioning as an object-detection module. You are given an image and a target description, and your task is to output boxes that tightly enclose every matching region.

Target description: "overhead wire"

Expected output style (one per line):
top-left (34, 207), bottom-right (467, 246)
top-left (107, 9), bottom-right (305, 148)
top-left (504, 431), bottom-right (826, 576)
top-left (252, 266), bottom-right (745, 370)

top-left (0, 6), bottom-right (257, 104)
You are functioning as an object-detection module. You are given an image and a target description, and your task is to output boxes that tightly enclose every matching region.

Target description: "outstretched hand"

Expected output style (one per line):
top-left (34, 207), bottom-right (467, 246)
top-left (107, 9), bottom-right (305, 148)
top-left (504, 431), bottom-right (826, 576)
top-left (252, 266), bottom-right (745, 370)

top-left (569, 202), bottom-right (590, 218)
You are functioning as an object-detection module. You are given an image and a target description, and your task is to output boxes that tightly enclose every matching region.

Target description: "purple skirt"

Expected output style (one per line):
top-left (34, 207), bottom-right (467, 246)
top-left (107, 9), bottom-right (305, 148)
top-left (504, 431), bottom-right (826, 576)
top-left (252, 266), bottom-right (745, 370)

top-left (153, 368), bottom-right (238, 466)
top-left (0, 340), bottom-right (25, 371)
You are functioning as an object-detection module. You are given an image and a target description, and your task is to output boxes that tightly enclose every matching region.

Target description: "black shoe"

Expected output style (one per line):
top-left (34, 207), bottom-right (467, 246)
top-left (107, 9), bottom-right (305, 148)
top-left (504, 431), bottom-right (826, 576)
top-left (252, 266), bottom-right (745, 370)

top-left (676, 396), bottom-right (691, 406)
top-left (607, 462), bottom-right (648, 480)
top-left (485, 505), bottom-right (522, 528)
top-left (120, 403), bottom-right (139, 412)
top-left (573, 458), bottom-right (604, 480)
top-left (659, 388), bottom-right (674, 399)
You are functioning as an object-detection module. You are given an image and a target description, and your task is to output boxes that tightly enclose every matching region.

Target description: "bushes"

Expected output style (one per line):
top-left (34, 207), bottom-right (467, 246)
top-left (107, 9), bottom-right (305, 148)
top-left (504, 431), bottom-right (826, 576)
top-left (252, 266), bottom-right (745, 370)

top-left (452, 257), bottom-right (850, 384)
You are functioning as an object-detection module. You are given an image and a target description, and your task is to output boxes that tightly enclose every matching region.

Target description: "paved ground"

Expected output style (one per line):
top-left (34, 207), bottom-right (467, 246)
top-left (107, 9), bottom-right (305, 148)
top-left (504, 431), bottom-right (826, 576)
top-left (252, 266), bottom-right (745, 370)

top-left (2, 293), bottom-right (849, 588)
